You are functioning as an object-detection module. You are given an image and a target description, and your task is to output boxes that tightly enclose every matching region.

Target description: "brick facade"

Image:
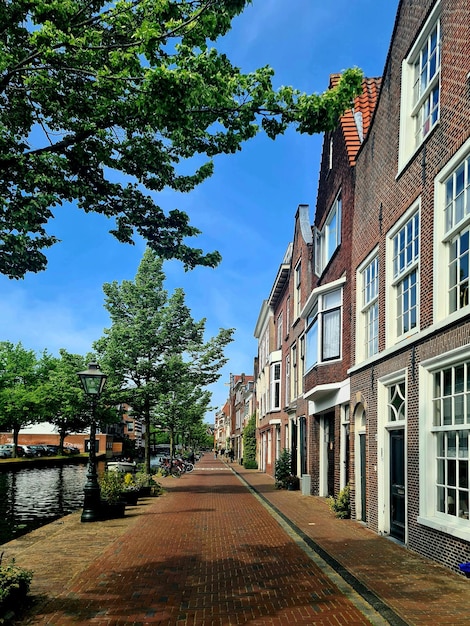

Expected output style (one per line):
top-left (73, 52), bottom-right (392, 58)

top-left (350, 0), bottom-right (470, 571)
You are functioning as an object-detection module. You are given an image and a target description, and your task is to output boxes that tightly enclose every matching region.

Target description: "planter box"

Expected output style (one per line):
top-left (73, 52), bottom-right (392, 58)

top-left (99, 500), bottom-right (126, 519)
top-left (121, 490), bottom-right (139, 506)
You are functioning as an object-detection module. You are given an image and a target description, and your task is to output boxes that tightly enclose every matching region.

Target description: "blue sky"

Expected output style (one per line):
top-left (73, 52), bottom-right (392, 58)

top-left (0, 1), bottom-right (398, 422)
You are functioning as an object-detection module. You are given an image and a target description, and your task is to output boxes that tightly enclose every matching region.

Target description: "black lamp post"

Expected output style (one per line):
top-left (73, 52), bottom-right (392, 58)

top-left (77, 362), bottom-right (108, 523)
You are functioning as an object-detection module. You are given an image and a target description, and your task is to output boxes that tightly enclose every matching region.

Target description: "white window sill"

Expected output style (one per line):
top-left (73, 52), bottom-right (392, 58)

top-left (417, 514), bottom-right (470, 543)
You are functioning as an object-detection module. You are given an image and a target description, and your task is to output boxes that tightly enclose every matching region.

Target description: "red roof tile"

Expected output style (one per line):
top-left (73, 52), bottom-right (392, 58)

top-left (330, 74), bottom-right (382, 166)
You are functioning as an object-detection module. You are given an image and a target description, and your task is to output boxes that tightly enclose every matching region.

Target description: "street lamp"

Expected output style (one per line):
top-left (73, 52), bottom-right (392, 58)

top-left (77, 362), bottom-right (108, 523)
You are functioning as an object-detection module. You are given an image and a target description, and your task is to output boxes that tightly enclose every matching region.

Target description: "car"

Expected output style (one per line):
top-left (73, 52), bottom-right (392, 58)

top-left (64, 445), bottom-right (80, 455)
top-left (19, 445), bottom-right (38, 458)
top-left (0, 444), bottom-right (13, 458)
top-left (29, 444), bottom-right (47, 457)
top-left (43, 444), bottom-right (60, 456)
top-left (0, 443), bottom-right (24, 457)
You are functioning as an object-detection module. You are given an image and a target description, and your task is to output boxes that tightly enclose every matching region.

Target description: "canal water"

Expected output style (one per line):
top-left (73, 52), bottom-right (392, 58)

top-left (0, 462), bottom-right (106, 544)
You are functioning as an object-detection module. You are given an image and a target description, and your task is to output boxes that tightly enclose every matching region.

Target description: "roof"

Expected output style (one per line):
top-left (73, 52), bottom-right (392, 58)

top-left (329, 74), bottom-right (382, 166)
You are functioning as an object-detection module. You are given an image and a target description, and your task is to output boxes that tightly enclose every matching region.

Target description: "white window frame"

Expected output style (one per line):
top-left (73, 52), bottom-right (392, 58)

top-left (277, 311), bottom-right (283, 349)
top-left (398, 2), bottom-right (441, 171)
top-left (356, 248), bottom-right (379, 363)
top-left (377, 369), bottom-right (408, 538)
top-left (419, 346), bottom-right (470, 542)
top-left (315, 193), bottom-right (342, 276)
top-left (294, 262), bottom-right (302, 320)
top-left (286, 296), bottom-right (291, 335)
top-left (434, 138), bottom-right (470, 323)
top-left (385, 202), bottom-right (420, 347)
top-left (270, 362), bottom-right (281, 411)
top-left (304, 286), bottom-right (343, 371)
top-left (291, 342), bottom-right (298, 400)
top-left (285, 354), bottom-right (290, 405)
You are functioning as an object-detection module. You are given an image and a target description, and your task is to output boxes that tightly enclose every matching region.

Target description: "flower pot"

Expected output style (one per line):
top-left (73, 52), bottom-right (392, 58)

top-left (138, 486), bottom-right (152, 497)
top-left (121, 490), bottom-right (139, 505)
top-left (459, 562), bottom-right (470, 578)
top-left (99, 500), bottom-right (126, 519)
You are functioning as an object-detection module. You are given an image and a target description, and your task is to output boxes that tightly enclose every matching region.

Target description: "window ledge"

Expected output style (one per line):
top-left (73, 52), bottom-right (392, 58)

top-left (417, 514), bottom-right (470, 543)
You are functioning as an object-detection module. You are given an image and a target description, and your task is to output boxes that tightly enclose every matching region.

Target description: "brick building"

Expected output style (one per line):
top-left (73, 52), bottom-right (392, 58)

top-left (303, 76), bottom-right (381, 497)
top-left (349, 0), bottom-right (470, 571)
top-left (220, 0), bottom-right (470, 573)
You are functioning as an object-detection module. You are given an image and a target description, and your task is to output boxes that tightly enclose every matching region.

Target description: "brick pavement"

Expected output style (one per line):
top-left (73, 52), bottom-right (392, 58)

top-left (3, 456), bottom-right (470, 625)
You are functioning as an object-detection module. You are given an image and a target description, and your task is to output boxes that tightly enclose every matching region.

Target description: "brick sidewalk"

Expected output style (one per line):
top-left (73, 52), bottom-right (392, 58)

top-left (3, 456), bottom-right (470, 625)
top-left (233, 462), bottom-right (470, 626)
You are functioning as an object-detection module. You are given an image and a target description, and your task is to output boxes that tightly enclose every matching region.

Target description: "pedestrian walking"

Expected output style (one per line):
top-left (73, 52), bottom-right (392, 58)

top-left (229, 448), bottom-right (234, 463)
top-left (214, 449), bottom-right (218, 459)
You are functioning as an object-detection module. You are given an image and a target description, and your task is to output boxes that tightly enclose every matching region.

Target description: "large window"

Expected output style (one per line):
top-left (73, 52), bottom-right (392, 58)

top-left (305, 288), bottom-right (342, 370)
top-left (433, 363), bottom-right (470, 522)
top-left (445, 154), bottom-right (470, 313)
top-left (291, 342), bottom-right (298, 400)
top-left (399, 3), bottom-right (441, 169)
top-left (294, 262), bottom-right (302, 320)
top-left (390, 209), bottom-right (420, 341)
top-left (270, 362), bottom-right (281, 411)
top-left (361, 255), bottom-right (379, 358)
top-left (412, 18), bottom-right (441, 146)
top-left (434, 141), bottom-right (470, 322)
top-left (315, 194), bottom-right (342, 276)
top-left (276, 312), bottom-right (283, 349)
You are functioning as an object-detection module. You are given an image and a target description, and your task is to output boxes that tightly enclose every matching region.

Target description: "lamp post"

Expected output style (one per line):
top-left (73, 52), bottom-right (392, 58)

top-left (77, 362), bottom-right (108, 523)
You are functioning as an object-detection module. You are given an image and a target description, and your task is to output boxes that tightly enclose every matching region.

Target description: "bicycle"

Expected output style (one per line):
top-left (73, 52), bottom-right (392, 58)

top-left (158, 457), bottom-right (182, 477)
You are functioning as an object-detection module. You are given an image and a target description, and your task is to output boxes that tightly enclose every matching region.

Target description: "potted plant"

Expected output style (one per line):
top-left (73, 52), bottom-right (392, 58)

top-left (99, 471), bottom-right (126, 518)
top-left (134, 471), bottom-right (154, 497)
top-left (120, 472), bottom-right (139, 505)
top-left (285, 475), bottom-right (300, 491)
top-left (0, 555), bottom-right (33, 619)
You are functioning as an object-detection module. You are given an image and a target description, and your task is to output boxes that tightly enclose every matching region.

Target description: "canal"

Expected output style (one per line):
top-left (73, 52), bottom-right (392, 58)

top-left (0, 461), bottom-right (106, 544)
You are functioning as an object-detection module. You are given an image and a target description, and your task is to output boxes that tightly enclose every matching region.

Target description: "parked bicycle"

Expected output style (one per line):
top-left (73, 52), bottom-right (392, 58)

top-left (158, 456), bottom-right (195, 476)
top-left (158, 457), bottom-right (182, 477)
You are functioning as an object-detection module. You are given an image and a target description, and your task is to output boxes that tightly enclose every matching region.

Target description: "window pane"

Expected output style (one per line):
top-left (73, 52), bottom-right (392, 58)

top-left (455, 395), bottom-right (465, 425)
top-left (306, 321), bottom-right (318, 370)
top-left (459, 461), bottom-right (468, 488)
top-left (323, 289), bottom-right (341, 309)
top-left (322, 309), bottom-right (340, 360)
top-left (437, 486), bottom-right (445, 513)
top-left (437, 431), bottom-right (445, 457)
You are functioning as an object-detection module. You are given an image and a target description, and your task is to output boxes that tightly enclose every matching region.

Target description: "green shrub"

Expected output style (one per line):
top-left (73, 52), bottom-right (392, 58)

top-left (274, 448), bottom-right (292, 489)
top-left (99, 471), bottom-right (125, 504)
top-left (327, 484), bottom-right (351, 519)
top-left (243, 459), bottom-right (258, 469)
top-left (0, 554), bottom-right (33, 614)
top-left (242, 414), bottom-right (257, 467)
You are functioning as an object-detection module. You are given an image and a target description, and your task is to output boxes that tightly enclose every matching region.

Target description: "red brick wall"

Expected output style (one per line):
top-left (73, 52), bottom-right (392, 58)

top-left (350, 0), bottom-right (470, 571)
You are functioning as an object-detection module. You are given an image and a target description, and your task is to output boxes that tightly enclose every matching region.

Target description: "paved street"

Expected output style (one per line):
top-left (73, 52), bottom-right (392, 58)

top-left (3, 456), bottom-right (470, 625)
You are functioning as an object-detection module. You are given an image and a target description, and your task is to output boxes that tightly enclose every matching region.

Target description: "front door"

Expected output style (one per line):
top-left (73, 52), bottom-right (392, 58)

top-left (326, 413), bottom-right (335, 496)
top-left (291, 421), bottom-right (298, 475)
top-left (390, 429), bottom-right (405, 542)
top-left (359, 433), bottom-right (366, 521)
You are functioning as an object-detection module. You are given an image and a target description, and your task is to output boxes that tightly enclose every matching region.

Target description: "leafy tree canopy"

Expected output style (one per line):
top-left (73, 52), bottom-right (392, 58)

top-left (0, 341), bottom-right (48, 452)
top-left (94, 248), bottom-right (233, 471)
top-left (0, 0), bottom-right (363, 279)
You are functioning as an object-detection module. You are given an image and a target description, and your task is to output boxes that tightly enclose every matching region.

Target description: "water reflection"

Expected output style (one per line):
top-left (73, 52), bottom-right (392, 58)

top-left (0, 462), bottom-right (105, 544)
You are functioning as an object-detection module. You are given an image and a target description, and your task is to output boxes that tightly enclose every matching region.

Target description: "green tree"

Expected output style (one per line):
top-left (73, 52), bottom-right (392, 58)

top-left (0, 342), bottom-right (46, 456)
top-left (38, 349), bottom-right (119, 454)
top-left (94, 248), bottom-right (233, 473)
top-left (153, 369), bottom-right (212, 457)
top-left (0, 0), bottom-right (363, 279)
